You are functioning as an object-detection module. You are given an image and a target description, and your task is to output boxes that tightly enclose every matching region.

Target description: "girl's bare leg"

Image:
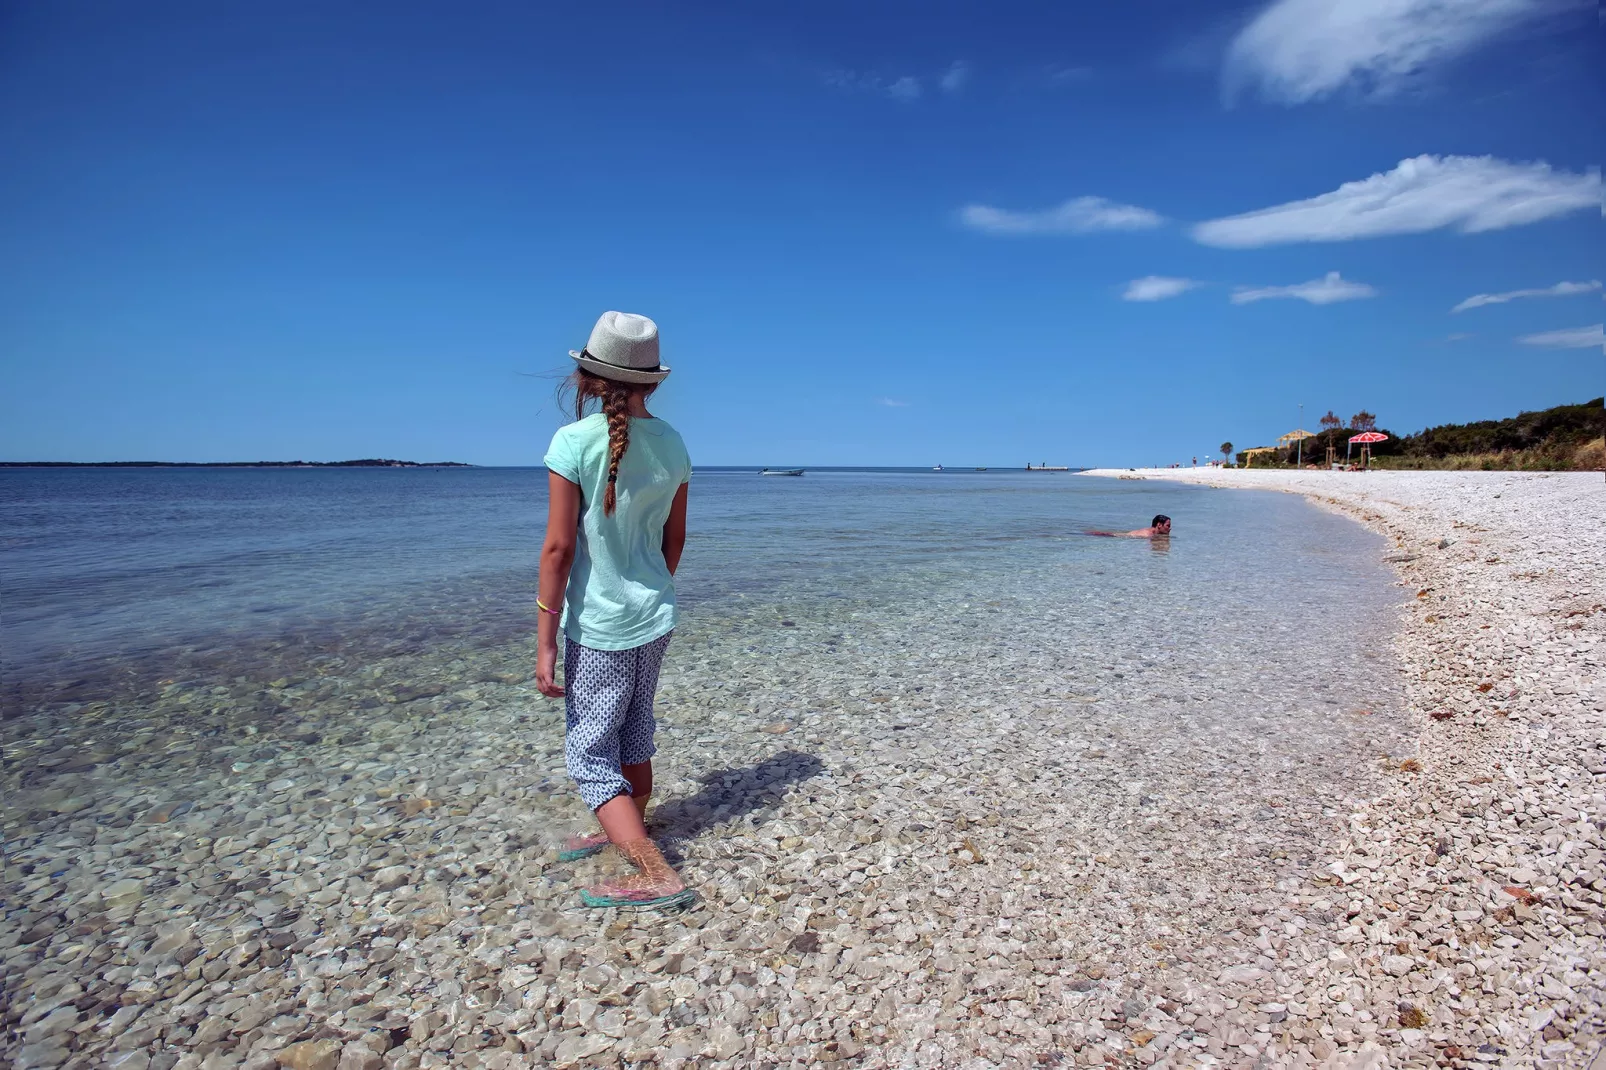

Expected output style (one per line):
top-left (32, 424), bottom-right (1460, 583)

top-left (595, 791), bottom-right (648, 843)
top-left (565, 761), bottom-right (655, 856)
top-left (592, 785), bottom-right (684, 898)
top-left (623, 759), bottom-right (652, 820)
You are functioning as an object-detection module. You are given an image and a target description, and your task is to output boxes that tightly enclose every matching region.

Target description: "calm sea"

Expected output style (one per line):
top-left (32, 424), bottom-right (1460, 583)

top-left (1, 466), bottom-right (1400, 717)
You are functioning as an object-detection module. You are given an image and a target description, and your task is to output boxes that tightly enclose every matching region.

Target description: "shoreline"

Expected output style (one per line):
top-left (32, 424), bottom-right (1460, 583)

top-left (1081, 467), bottom-right (1606, 1066)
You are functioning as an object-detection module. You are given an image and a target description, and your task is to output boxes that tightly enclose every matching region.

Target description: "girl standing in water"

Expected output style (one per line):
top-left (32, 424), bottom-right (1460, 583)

top-left (535, 311), bottom-right (693, 909)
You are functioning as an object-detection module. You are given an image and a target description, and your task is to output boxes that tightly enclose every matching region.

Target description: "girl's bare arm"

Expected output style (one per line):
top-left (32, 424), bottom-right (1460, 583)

top-left (536, 472), bottom-right (581, 697)
top-left (662, 482), bottom-right (689, 575)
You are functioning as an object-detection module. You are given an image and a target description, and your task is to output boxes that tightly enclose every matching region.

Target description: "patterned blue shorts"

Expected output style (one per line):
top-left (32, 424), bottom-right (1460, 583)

top-left (563, 632), bottom-right (673, 811)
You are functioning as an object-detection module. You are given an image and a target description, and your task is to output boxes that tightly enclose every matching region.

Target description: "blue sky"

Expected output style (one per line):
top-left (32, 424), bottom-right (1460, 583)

top-left (1, 1), bottom-right (1600, 467)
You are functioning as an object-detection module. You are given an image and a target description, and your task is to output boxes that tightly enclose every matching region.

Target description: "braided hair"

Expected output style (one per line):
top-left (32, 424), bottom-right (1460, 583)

top-left (567, 369), bottom-right (657, 516)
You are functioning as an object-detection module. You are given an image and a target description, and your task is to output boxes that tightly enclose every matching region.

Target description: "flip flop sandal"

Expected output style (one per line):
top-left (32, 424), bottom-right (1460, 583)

top-left (580, 887), bottom-right (698, 911)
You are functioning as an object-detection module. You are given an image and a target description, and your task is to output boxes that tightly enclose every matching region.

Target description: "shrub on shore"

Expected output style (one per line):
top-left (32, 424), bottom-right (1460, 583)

top-left (1370, 438), bottom-right (1604, 471)
top-left (1394, 398), bottom-right (1601, 463)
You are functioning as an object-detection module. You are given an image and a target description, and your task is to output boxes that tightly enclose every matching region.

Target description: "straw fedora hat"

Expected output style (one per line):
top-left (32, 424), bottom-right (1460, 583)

top-left (570, 311), bottom-right (671, 385)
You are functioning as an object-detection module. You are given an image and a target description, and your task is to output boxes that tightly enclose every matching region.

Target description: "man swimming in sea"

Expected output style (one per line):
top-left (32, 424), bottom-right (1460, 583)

top-left (1087, 514), bottom-right (1171, 538)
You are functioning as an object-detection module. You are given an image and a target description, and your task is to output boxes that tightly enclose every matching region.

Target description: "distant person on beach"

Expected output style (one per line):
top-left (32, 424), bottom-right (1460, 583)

top-left (535, 311), bottom-right (694, 910)
top-left (1087, 514), bottom-right (1172, 538)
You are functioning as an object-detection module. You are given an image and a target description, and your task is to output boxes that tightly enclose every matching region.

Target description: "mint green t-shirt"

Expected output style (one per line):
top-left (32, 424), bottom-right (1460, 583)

top-left (543, 413), bottom-right (691, 650)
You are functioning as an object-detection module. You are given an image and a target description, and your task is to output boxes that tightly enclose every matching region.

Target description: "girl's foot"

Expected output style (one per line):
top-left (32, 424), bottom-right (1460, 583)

top-left (580, 836), bottom-right (690, 908)
top-left (557, 831), bottom-right (610, 862)
top-left (585, 870), bottom-right (687, 900)
top-left (580, 872), bottom-right (694, 909)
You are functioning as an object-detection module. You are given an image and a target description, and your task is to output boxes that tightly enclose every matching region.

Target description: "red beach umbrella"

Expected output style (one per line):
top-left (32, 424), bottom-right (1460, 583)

top-left (1347, 431), bottom-right (1389, 468)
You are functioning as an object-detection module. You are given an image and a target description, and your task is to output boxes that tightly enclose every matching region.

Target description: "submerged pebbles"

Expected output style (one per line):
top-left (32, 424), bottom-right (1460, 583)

top-left (5, 471), bottom-right (1594, 1068)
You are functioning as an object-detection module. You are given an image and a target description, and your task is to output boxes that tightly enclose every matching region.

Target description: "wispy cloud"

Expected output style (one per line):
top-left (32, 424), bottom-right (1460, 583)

top-left (1160, 13), bottom-right (1248, 75)
top-left (960, 197), bottom-right (1164, 235)
top-left (1006, 64), bottom-right (1095, 94)
top-left (1452, 279), bottom-right (1601, 312)
top-left (1444, 332), bottom-right (1475, 342)
top-left (825, 60), bottom-right (971, 102)
top-left (1193, 155), bottom-right (1600, 248)
top-left (1024, 63), bottom-right (1094, 87)
top-left (1517, 324), bottom-right (1604, 349)
top-left (886, 76), bottom-right (921, 101)
top-left (1231, 271), bottom-right (1377, 305)
top-left (1123, 276), bottom-right (1201, 302)
top-left (1043, 64), bottom-right (1094, 83)
top-left (824, 69), bottom-right (923, 101)
top-left (1224, 0), bottom-right (1582, 104)
top-left (877, 398), bottom-right (911, 407)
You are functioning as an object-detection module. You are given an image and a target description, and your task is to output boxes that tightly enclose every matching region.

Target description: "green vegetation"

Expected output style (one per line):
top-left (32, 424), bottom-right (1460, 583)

top-left (1236, 399), bottom-right (1604, 471)
top-left (1378, 398), bottom-right (1603, 470)
top-left (1371, 443), bottom-right (1605, 471)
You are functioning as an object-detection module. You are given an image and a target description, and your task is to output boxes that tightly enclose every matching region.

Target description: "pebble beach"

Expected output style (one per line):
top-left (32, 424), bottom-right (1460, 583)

top-left (3, 469), bottom-right (1602, 1070)
top-left (1077, 468), bottom-right (1606, 1069)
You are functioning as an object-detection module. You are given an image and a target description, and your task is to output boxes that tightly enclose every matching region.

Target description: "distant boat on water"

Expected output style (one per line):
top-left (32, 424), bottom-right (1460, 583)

top-left (1025, 462), bottom-right (1070, 471)
top-left (933, 464), bottom-right (944, 471)
top-left (759, 468), bottom-right (805, 476)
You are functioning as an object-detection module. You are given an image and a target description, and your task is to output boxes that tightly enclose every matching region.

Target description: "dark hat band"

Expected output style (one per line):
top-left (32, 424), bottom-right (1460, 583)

top-left (580, 348), bottom-right (664, 374)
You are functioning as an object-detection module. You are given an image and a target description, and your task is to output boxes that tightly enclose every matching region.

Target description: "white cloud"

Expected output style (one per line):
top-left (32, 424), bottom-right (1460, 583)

top-left (940, 61), bottom-right (970, 94)
top-left (886, 76), bottom-right (921, 101)
top-left (1043, 64), bottom-right (1093, 83)
top-left (1193, 155), bottom-right (1600, 248)
top-left (1231, 271), bottom-right (1378, 305)
top-left (877, 398), bottom-right (911, 407)
top-left (1123, 276), bottom-right (1201, 301)
top-left (1444, 332), bottom-right (1475, 342)
top-left (1006, 64), bottom-right (1094, 91)
top-left (1452, 279), bottom-right (1601, 312)
top-left (823, 69), bottom-right (923, 101)
top-left (1517, 324), bottom-right (1604, 349)
top-left (960, 197), bottom-right (1164, 235)
top-left (1225, 0), bottom-right (1580, 104)
top-left (1025, 64), bottom-right (1094, 87)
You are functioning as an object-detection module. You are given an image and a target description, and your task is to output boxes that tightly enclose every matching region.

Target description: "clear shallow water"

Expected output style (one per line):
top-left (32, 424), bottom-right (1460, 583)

top-left (1, 466), bottom-right (1414, 1068)
top-left (2, 466), bottom-right (1399, 717)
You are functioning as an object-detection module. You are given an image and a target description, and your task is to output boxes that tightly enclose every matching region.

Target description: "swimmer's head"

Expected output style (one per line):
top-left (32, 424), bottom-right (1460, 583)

top-left (1152, 514), bottom-right (1171, 534)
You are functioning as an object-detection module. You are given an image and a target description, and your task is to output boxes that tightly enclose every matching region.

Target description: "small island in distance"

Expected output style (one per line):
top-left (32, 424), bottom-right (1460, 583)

top-left (0, 459), bottom-right (474, 468)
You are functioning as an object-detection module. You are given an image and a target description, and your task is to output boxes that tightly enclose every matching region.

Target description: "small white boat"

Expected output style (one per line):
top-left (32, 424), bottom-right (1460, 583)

top-left (759, 468), bottom-right (805, 476)
top-left (933, 464), bottom-right (944, 471)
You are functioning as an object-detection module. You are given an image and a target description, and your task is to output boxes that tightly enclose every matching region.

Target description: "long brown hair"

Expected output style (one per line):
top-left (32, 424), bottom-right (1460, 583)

top-left (562, 369), bottom-right (657, 515)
